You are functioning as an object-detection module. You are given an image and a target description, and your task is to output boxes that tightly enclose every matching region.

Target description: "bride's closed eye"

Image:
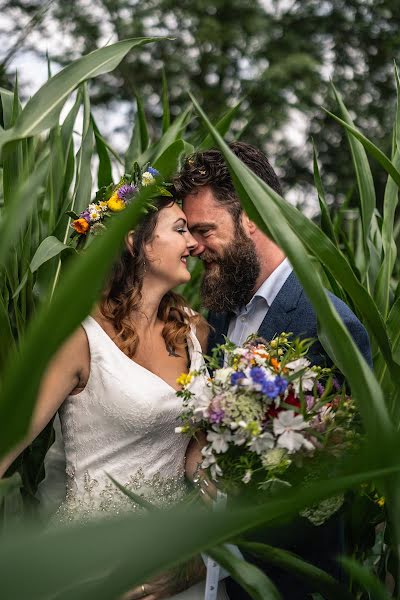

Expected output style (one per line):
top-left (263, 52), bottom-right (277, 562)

top-left (176, 227), bottom-right (188, 234)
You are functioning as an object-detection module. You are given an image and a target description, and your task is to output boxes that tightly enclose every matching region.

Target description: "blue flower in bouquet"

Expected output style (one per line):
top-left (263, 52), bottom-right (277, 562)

top-left (249, 367), bottom-right (266, 384)
top-left (274, 376), bottom-right (288, 395)
top-left (231, 371), bottom-right (245, 385)
top-left (262, 380), bottom-right (281, 399)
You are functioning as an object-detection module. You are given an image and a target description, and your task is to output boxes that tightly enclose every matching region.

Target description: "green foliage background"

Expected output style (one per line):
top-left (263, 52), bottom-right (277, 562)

top-left (0, 27), bottom-right (399, 600)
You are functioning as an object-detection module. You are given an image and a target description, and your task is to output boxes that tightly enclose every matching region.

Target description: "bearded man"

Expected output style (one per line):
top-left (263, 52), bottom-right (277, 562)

top-left (174, 141), bottom-right (372, 600)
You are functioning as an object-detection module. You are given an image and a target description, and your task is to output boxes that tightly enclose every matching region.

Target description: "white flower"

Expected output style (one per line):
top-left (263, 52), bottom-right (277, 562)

top-left (141, 171), bottom-right (156, 186)
top-left (175, 426), bottom-right (184, 433)
top-left (201, 445), bottom-right (216, 467)
top-left (191, 391), bottom-right (212, 419)
top-left (285, 358), bottom-right (311, 372)
top-left (242, 470), bottom-right (252, 484)
top-left (214, 367), bottom-right (234, 385)
top-left (89, 210), bottom-right (101, 222)
top-left (207, 429), bottom-right (232, 454)
top-left (248, 431), bottom-right (275, 455)
top-left (210, 463), bottom-right (223, 480)
top-left (273, 410), bottom-right (314, 454)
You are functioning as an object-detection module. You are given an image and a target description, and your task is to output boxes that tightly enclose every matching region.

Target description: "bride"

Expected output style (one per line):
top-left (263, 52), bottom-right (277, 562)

top-left (0, 172), bottom-right (227, 600)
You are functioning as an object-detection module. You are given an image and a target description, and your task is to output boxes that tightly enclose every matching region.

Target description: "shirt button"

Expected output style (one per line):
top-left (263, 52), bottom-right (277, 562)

top-left (240, 316), bottom-right (246, 322)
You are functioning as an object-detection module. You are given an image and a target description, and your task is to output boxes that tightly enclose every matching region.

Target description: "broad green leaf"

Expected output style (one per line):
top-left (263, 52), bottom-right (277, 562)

top-left (0, 38), bottom-right (162, 150)
top-left (238, 542), bottom-right (353, 600)
top-left (136, 92), bottom-right (149, 154)
top-left (0, 87), bottom-right (15, 129)
top-left (139, 106), bottom-right (192, 166)
top-left (0, 463), bottom-right (399, 600)
top-left (340, 557), bottom-right (391, 600)
top-left (188, 92), bottom-right (392, 450)
top-left (209, 545), bottom-right (281, 600)
top-left (0, 292), bottom-right (15, 368)
top-left (29, 236), bottom-right (73, 274)
top-left (153, 139), bottom-right (187, 179)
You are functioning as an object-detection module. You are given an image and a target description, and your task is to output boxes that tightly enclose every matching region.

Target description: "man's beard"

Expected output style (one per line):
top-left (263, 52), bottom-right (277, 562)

top-left (200, 227), bottom-right (261, 313)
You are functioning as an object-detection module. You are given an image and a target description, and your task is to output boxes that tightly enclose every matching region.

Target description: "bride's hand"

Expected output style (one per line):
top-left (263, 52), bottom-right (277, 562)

top-left (185, 432), bottom-right (217, 505)
top-left (120, 557), bottom-right (206, 599)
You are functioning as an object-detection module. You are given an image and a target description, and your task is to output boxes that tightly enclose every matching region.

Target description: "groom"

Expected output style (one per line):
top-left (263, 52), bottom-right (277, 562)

top-left (174, 142), bottom-right (372, 599)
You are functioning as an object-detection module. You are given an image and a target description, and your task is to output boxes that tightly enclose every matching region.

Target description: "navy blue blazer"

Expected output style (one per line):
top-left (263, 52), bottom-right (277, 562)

top-left (207, 271), bottom-right (372, 600)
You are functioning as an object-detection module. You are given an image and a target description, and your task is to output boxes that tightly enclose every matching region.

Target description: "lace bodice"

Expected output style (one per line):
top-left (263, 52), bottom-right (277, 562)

top-left (56, 315), bottom-right (206, 523)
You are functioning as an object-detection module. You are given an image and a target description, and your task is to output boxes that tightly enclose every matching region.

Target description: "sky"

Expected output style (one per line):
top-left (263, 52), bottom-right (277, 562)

top-left (0, 0), bottom-right (321, 214)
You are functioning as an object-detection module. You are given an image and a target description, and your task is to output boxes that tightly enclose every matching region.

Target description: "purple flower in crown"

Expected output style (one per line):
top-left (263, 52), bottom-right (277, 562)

top-left (79, 210), bottom-right (91, 223)
top-left (117, 183), bottom-right (137, 203)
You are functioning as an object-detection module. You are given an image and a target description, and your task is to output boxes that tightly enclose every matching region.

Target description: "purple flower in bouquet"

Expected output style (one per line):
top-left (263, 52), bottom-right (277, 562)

top-left (210, 408), bottom-right (225, 424)
top-left (274, 376), bottom-right (288, 395)
top-left (317, 382), bottom-right (325, 396)
top-left (231, 371), bottom-right (245, 385)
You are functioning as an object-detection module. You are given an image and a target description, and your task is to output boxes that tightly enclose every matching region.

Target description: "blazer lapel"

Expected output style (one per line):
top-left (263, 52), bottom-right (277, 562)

top-left (207, 311), bottom-right (230, 357)
top-left (258, 271), bottom-right (303, 341)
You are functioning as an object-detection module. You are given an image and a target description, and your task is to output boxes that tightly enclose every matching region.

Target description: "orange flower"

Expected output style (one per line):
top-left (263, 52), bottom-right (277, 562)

top-left (270, 357), bottom-right (281, 372)
top-left (72, 218), bottom-right (90, 234)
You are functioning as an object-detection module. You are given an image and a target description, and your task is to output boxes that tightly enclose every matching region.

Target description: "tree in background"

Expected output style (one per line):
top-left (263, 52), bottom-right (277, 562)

top-left (1, 0), bottom-right (400, 210)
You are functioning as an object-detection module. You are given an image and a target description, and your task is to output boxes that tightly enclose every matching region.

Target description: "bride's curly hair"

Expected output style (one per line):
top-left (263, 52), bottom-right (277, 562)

top-left (100, 197), bottom-right (205, 357)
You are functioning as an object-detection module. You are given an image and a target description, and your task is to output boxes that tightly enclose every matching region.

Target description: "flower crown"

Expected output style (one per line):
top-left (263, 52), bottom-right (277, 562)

top-left (67, 163), bottom-right (171, 248)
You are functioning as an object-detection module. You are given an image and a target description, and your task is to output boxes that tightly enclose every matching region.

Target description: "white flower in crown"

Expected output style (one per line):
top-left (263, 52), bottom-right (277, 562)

top-left (273, 410), bottom-right (314, 454)
top-left (141, 167), bottom-right (159, 187)
top-left (89, 209), bottom-right (101, 222)
top-left (207, 428), bottom-right (232, 453)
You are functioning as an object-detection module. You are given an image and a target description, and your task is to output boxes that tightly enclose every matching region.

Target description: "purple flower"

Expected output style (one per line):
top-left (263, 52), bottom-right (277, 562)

top-left (231, 371), bottom-right (245, 385)
top-left (249, 367), bottom-right (266, 383)
top-left (79, 210), bottom-right (91, 223)
top-left (147, 167), bottom-right (159, 176)
top-left (332, 378), bottom-right (340, 392)
top-left (262, 380), bottom-right (280, 399)
top-left (317, 383), bottom-right (325, 396)
top-left (306, 395), bottom-right (315, 410)
top-left (117, 183), bottom-right (137, 202)
top-left (210, 409), bottom-right (225, 424)
top-left (274, 376), bottom-right (288, 395)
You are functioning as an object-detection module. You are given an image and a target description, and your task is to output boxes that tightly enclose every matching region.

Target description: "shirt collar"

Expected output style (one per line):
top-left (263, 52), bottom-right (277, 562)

top-left (232, 258), bottom-right (293, 316)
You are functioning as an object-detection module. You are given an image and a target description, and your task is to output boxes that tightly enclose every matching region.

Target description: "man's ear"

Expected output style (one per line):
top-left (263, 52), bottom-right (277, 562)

top-left (242, 213), bottom-right (257, 235)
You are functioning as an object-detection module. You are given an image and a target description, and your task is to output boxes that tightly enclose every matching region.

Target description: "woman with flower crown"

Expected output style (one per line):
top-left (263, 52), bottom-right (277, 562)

top-left (0, 168), bottom-right (227, 600)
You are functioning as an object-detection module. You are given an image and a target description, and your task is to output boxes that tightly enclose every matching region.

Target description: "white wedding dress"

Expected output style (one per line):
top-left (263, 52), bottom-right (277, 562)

top-left (40, 315), bottom-right (227, 600)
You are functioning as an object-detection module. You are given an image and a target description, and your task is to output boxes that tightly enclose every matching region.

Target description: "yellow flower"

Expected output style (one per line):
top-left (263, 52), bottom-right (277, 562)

top-left (377, 497), bottom-right (385, 507)
top-left (176, 372), bottom-right (193, 387)
top-left (107, 193), bottom-right (126, 212)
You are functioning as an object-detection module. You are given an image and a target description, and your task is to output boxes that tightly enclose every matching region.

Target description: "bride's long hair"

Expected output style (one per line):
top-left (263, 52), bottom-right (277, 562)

top-left (99, 197), bottom-right (205, 357)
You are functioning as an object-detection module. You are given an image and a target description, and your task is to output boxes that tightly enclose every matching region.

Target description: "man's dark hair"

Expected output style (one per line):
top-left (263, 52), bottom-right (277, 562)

top-left (173, 141), bottom-right (283, 224)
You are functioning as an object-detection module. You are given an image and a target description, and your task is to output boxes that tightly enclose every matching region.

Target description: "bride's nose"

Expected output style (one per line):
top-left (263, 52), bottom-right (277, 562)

top-left (186, 231), bottom-right (198, 252)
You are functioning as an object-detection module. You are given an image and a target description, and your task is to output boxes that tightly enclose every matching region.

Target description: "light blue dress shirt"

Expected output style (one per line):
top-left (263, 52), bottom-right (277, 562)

top-left (227, 258), bottom-right (293, 346)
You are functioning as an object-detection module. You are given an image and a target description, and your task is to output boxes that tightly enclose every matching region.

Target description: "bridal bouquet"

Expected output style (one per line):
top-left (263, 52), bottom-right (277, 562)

top-left (176, 334), bottom-right (360, 524)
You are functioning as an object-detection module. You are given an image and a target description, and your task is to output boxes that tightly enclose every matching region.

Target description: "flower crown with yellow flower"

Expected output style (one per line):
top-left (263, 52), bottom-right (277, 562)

top-left (68, 163), bottom-right (171, 248)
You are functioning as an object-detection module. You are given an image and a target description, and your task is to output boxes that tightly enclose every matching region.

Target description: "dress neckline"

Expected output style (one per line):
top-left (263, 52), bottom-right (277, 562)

top-left (87, 315), bottom-right (194, 393)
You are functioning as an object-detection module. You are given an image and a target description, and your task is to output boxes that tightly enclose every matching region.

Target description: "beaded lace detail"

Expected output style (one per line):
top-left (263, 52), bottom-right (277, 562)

top-left (56, 466), bottom-right (189, 524)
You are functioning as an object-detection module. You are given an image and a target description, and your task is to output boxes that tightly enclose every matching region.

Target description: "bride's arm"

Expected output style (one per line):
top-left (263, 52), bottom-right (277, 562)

top-left (0, 328), bottom-right (88, 478)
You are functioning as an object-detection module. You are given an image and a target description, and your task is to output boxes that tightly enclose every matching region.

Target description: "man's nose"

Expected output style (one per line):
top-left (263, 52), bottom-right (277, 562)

top-left (190, 240), bottom-right (205, 256)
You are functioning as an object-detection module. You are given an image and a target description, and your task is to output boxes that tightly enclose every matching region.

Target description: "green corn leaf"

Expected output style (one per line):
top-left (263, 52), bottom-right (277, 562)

top-left (209, 545), bottom-right (281, 600)
top-left (0, 183), bottom-right (155, 457)
top-left (198, 99), bottom-right (244, 151)
top-left (188, 92), bottom-right (392, 451)
top-left (340, 557), bottom-right (391, 600)
top-left (331, 84), bottom-right (376, 285)
top-left (92, 116), bottom-right (113, 189)
top-left (29, 236), bottom-right (73, 274)
top-left (161, 68), bottom-right (170, 134)
top-left (312, 141), bottom-right (337, 246)
top-left (0, 38), bottom-right (163, 154)
top-left (0, 155), bottom-right (49, 267)
top-left (238, 541), bottom-right (353, 600)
